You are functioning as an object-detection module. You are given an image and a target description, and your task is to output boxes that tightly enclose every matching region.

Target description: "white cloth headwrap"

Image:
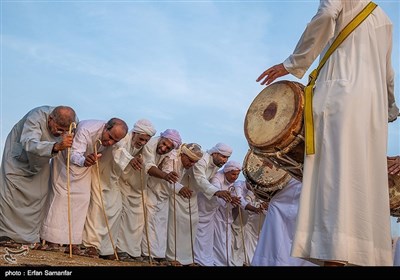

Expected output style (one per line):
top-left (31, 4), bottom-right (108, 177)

top-left (160, 129), bottom-right (182, 149)
top-left (180, 143), bottom-right (203, 161)
top-left (223, 160), bottom-right (242, 173)
top-left (132, 119), bottom-right (156, 136)
top-left (207, 142), bottom-right (233, 157)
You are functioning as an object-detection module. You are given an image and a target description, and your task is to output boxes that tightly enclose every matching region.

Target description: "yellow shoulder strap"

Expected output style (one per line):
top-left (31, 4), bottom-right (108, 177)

top-left (304, 1), bottom-right (377, 155)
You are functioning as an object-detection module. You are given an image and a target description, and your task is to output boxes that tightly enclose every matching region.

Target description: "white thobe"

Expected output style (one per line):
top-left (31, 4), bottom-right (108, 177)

top-left (212, 171), bottom-right (237, 266)
top-left (394, 237), bottom-right (400, 266)
top-left (192, 153), bottom-right (221, 266)
top-left (243, 193), bottom-right (265, 265)
top-left (112, 132), bottom-right (145, 257)
top-left (283, 0), bottom-right (398, 266)
top-left (251, 178), bottom-right (314, 266)
top-left (0, 106), bottom-right (61, 243)
top-left (140, 137), bottom-right (174, 258)
top-left (41, 120), bottom-right (106, 246)
top-left (165, 153), bottom-right (198, 265)
top-left (230, 181), bottom-right (266, 266)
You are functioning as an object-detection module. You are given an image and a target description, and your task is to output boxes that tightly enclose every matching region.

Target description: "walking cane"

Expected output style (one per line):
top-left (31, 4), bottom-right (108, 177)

top-left (66, 122), bottom-right (76, 258)
top-left (232, 187), bottom-right (248, 266)
top-left (225, 203), bottom-right (230, 266)
top-left (94, 139), bottom-right (119, 260)
top-left (139, 159), bottom-right (153, 265)
top-left (171, 161), bottom-right (179, 264)
top-left (187, 175), bottom-right (195, 265)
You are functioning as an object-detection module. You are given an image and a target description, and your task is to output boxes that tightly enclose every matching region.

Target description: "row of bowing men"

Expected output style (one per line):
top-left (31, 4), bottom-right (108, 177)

top-left (0, 105), bottom-right (277, 266)
top-left (5, 105), bottom-right (398, 266)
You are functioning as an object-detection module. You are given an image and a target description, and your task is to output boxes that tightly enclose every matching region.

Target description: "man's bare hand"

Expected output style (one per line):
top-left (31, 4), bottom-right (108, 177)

top-left (388, 156), bottom-right (400, 175)
top-left (256, 63), bottom-right (289, 86)
top-left (84, 153), bottom-right (102, 167)
top-left (164, 171), bottom-right (179, 184)
top-left (214, 190), bottom-right (232, 203)
top-left (178, 186), bottom-right (193, 199)
top-left (129, 157), bottom-right (143, 170)
top-left (53, 133), bottom-right (74, 152)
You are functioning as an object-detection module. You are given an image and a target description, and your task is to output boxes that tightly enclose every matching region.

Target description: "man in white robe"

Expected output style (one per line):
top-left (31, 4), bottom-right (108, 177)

top-left (140, 129), bottom-right (182, 263)
top-left (256, 0), bottom-right (399, 266)
top-left (251, 178), bottom-right (314, 266)
top-left (165, 143), bottom-right (203, 265)
top-left (40, 118), bottom-right (128, 256)
top-left (111, 119), bottom-right (156, 261)
top-left (212, 161), bottom-right (242, 266)
top-left (0, 105), bottom-right (76, 245)
top-left (80, 118), bottom-right (128, 258)
top-left (230, 180), bottom-right (266, 266)
top-left (192, 143), bottom-right (237, 266)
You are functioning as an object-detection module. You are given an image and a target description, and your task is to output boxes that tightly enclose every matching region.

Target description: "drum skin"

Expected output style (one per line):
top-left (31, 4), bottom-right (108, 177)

top-left (242, 149), bottom-right (291, 203)
top-left (244, 80), bottom-right (304, 152)
top-left (244, 80), bottom-right (305, 181)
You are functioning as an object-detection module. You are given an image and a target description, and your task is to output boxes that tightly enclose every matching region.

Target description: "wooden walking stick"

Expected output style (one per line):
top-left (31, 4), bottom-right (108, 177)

top-left (94, 139), bottom-right (119, 261)
top-left (172, 161), bottom-right (177, 264)
top-left (187, 175), bottom-right (195, 265)
top-left (225, 203), bottom-right (230, 266)
top-left (66, 121), bottom-right (76, 258)
top-left (139, 160), bottom-right (153, 265)
top-left (232, 187), bottom-right (248, 266)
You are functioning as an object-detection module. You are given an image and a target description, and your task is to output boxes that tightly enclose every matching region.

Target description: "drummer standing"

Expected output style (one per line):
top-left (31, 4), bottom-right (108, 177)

top-left (256, 0), bottom-right (399, 266)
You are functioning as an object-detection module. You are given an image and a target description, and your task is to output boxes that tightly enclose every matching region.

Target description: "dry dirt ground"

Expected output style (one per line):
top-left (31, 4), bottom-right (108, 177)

top-left (0, 246), bottom-right (147, 267)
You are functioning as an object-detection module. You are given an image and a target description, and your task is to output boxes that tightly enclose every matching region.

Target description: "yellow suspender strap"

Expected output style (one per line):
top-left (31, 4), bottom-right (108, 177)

top-left (304, 1), bottom-right (377, 155)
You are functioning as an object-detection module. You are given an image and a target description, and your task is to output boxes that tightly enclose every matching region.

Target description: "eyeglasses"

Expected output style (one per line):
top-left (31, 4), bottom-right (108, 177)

top-left (106, 129), bottom-right (118, 142)
top-left (50, 117), bottom-right (68, 135)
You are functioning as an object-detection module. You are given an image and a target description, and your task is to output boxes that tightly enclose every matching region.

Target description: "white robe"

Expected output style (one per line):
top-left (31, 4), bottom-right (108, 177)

top-left (41, 120), bottom-right (105, 246)
top-left (140, 136), bottom-right (174, 258)
top-left (283, 0), bottom-right (398, 266)
top-left (251, 178), bottom-right (314, 266)
top-left (112, 131), bottom-right (145, 258)
top-left (192, 153), bottom-right (221, 266)
top-left (212, 171), bottom-right (236, 266)
top-left (230, 181), bottom-right (266, 266)
top-left (394, 237), bottom-right (400, 266)
top-left (165, 153), bottom-right (199, 265)
top-left (0, 106), bottom-right (61, 243)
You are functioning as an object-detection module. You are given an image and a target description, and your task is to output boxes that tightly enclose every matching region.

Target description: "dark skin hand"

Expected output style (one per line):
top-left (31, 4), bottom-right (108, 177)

top-left (178, 186), bottom-right (193, 199)
top-left (164, 171), bottom-right (179, 184)
top-left (84, 153), bottom-right (102, 167)
top-left (53, 133), bottom-right (74, 153)
top-left (129, 156), bottom-right (143, 170)
top-left (388, 156), bottom-right (400, 175)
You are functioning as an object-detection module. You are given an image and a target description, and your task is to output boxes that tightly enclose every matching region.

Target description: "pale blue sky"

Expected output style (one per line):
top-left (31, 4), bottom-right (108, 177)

top-left (1, 0), bottom-right (400, 231)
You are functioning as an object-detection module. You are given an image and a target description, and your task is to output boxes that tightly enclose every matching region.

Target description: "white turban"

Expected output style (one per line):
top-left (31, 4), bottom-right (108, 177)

top-left (207, 142), bottom-right (233, 157)
top-left (132, 119), bottom-right (156, 136)
top-left (223, 160), bottom-right (242, 173)
top-left (160, 129), bottom-right (182, 149)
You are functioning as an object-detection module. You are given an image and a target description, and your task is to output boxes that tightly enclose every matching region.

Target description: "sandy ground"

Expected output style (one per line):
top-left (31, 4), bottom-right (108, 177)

top-left (0, 246), bottom-right (147, 267)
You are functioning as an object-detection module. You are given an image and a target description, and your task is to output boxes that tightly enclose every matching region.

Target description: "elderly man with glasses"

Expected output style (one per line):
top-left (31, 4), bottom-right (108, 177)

top-left (39, 118), bottom-right (128, 257)
top-left (0, 105), bottom-right (77, 247)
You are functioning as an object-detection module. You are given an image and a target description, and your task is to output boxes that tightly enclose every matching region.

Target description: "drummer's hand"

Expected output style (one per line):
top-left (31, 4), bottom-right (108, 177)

top-left (256, 63), bottom-right (289, 86)
top-left (388, 156), bottom-right (400, 175)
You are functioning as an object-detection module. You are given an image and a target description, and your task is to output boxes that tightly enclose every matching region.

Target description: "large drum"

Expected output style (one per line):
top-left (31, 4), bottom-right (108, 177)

top-left (244, 80), bottom-right (305, 181)
top-left (242, 149), bottom-right (291, 203)
top-left (388, 157), bottom-right (400, 217)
